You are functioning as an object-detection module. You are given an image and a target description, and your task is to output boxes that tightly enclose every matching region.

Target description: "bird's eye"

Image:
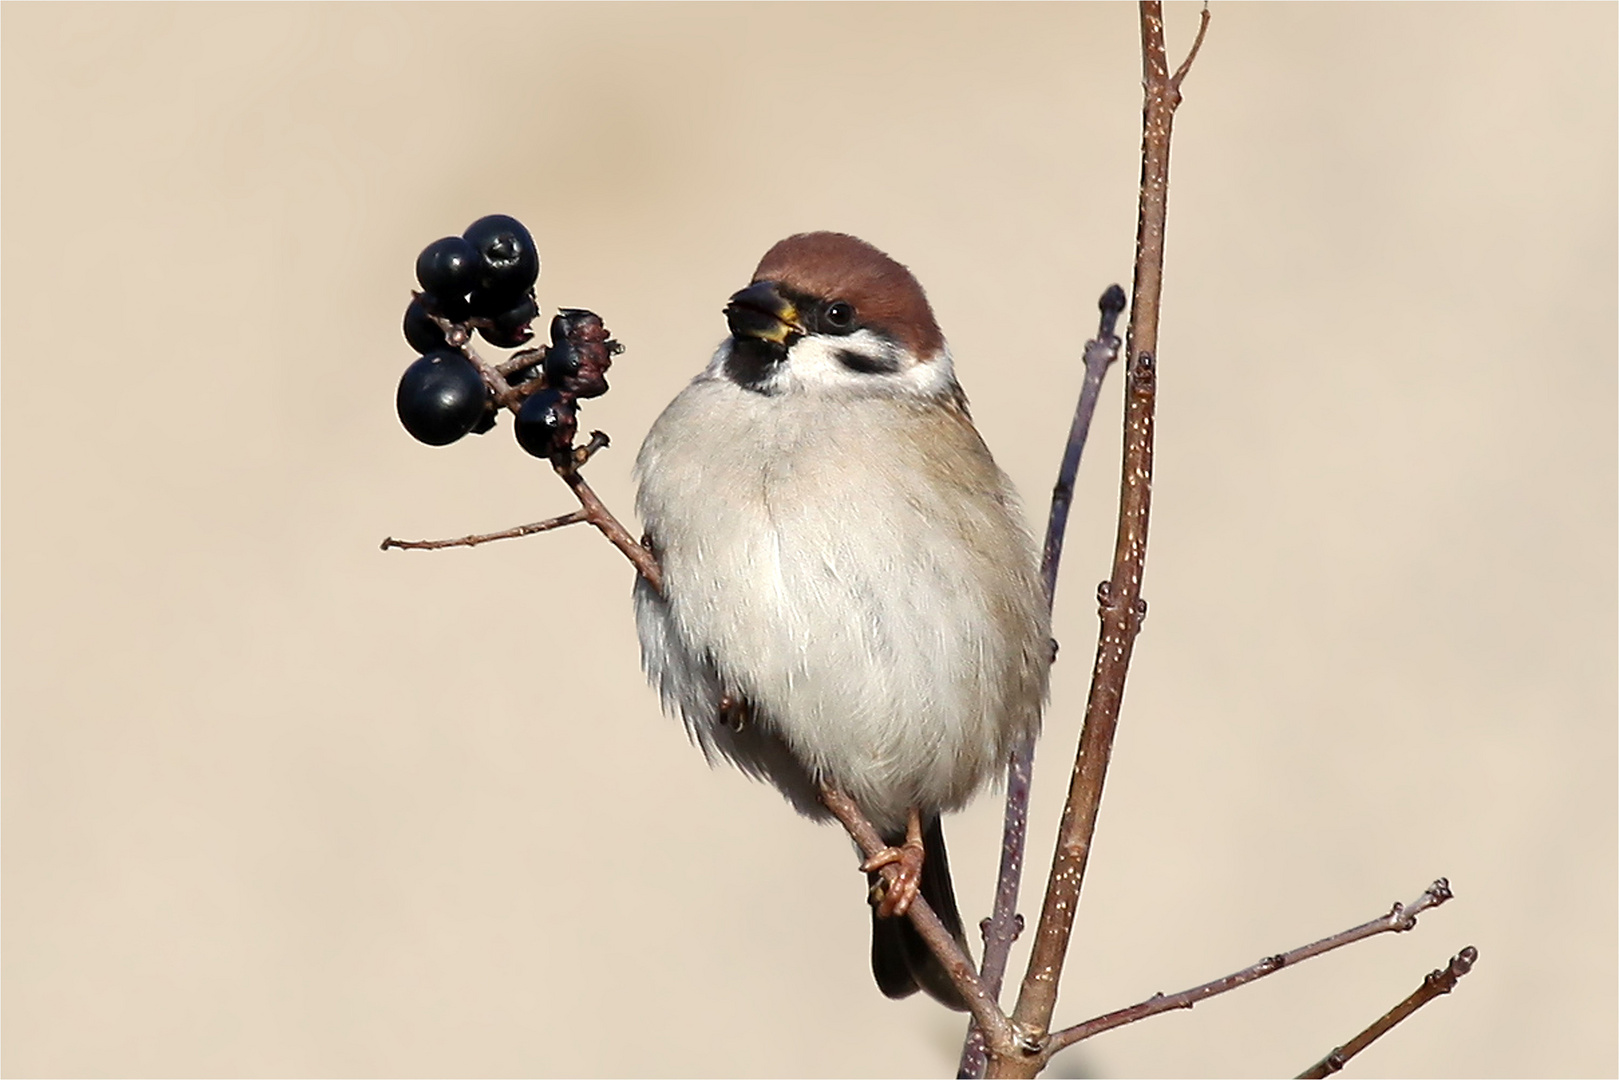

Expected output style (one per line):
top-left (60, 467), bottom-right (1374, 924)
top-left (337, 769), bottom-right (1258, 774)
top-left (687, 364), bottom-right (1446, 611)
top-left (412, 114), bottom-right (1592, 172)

top-left (823, 301), bottom-right (856, 331)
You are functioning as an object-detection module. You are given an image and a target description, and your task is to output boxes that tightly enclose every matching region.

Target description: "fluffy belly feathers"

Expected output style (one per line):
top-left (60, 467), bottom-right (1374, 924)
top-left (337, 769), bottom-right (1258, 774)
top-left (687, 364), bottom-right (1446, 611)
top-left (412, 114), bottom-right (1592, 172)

top-left (635, 377), bottom-right (1047, 832)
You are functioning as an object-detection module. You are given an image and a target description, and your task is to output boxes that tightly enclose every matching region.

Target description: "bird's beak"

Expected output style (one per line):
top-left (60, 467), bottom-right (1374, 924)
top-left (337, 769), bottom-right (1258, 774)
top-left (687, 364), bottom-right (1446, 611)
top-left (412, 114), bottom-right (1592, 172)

top-left (725, 280), bottom-right (803, 345)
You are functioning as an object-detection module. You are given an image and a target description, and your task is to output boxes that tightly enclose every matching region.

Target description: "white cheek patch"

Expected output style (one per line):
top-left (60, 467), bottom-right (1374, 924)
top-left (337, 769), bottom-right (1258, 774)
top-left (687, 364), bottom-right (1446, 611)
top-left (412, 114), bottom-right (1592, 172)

top-left (766, 329), bottom-right (958, 400)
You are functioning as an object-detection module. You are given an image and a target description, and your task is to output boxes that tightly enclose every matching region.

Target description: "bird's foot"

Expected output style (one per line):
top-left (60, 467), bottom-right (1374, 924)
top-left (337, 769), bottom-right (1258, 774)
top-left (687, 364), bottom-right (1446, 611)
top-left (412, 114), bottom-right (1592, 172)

top-left (862, 811), bottom-right (926, 919)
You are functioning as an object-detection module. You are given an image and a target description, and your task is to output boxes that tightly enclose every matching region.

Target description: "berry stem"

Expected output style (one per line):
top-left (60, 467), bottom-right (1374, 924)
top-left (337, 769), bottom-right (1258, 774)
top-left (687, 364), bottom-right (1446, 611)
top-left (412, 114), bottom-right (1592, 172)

top-left (554, 463), bottom-right (663, 593)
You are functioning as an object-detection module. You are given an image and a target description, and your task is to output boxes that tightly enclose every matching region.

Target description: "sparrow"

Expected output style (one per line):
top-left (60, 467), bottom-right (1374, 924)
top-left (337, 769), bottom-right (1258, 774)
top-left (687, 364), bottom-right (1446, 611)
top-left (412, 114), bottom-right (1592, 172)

top-left (634, 232), bottom-right (1050, 1008)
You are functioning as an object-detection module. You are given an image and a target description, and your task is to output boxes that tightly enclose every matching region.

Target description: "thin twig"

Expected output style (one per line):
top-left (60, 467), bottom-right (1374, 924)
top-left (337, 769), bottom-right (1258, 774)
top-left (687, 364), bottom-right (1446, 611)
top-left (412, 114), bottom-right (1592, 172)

top-left (1044, 879), bottom-right (1455, 1055)
top-left (378, 431), bottom-right (643, 571)
top-left (958, 743), bottom-right (1033, 1079)
top-left (818, 786), bottom-right (1024, 1059)
top-left (572, 430), bottom-right (612, 466)
top-left (1169, 4), bottom-right (1211, 93)
top-left (959, 285), bottom-right (1126, 1079)
top-left (496, 347), bottom-right (545, 376)
top-left (381, 509), bottom-right (589, 551)
top-left (1296, 944), bottom-right (1477, 1079)
top-left (1037, 286), bottom-right (1130, 611)
top-left (998, 8), bottom-right (1204, 1070)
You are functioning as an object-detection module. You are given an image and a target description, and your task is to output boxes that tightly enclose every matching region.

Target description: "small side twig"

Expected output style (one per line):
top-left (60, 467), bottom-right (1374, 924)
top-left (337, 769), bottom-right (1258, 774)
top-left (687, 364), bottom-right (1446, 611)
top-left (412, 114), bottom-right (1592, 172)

top-left (818, 786), bottom-right (1024, 1059)
top-left (1043, 879), bottom-right (1455, 1055)
top-left (381, 433), bottom-right (618, 552)
top-left (1296, 945), bottom-right (1478, 1079)
top-left (381, 509), bottom-right (588, 551)
top-left (380, 460), bottom-right (658, 590)
top-left (1038, 284), bottom-right (1130, 613)
top-left (959, 284), bottom-right (1126, 1079)
top-left (1169, 4), bottom-right (1211, 94)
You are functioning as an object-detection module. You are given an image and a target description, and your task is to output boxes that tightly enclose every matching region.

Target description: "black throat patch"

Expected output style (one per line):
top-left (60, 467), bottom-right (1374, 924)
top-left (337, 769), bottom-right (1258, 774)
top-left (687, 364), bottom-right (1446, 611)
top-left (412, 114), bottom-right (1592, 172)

top-left (724, 334), bottom-right (791, 393)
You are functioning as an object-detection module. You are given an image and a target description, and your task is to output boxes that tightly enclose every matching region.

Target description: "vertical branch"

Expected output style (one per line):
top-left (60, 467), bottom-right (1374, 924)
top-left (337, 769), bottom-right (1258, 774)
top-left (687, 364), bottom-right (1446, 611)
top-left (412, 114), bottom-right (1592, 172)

top-left (991, 4), bottom-right (1206, 1074)
top-left (960, 288), bottom-right (1125, 1080)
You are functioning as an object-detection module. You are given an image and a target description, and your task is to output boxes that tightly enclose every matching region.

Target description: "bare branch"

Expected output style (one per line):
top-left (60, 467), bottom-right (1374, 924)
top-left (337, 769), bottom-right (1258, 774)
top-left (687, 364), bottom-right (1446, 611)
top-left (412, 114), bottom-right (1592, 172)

top-left (1044, 879), bottom-right (1456, 1055)
top-left (1039, 285), bottom-right (1130, 612)
top-left (381, 509), bottom-right (588, 551)
top-left (378, 432), bottom-right (651, 582)
top-left (960, 285), bottom-right (1125, 1079)
top-left (817, 786), bottom-right (1025, 1059)
top-left (555, 463), bottom-right (662, 593)
top-left (1296, 944), bottom-right (1478, 1079)
top-left (999, 7), bottom-right (1207, 1068)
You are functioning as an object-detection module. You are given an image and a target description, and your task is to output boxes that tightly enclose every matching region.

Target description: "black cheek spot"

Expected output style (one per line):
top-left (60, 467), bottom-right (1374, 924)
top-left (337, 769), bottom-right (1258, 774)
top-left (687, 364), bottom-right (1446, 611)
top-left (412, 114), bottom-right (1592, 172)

top-left (837, 348), bottom-right (901, 375)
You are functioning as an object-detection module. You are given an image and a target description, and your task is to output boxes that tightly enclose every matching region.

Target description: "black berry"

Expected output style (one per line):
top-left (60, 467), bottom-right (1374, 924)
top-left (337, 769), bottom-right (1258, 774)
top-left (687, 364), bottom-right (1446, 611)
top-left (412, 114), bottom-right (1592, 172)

top-left (478, 294), bottom-right (539, 348)
top-left (514, 387), bottom-right (577, 459)
top-left (403, 295), bottom-right (449, 353)
top-left (468, 281), bottom-right (531, 316)
top-left (505, 360), bottom-right (542, 388)
top-left (542, 336), bottom-right (579, 382)
top-left (464, 214), bottom-right (539, 294)
top-left (415, 236), bottom-right (481, 299)
top-left (421, 290), bottom-right (471, 323)
top-left (396, 351), bottom-right (490, 446)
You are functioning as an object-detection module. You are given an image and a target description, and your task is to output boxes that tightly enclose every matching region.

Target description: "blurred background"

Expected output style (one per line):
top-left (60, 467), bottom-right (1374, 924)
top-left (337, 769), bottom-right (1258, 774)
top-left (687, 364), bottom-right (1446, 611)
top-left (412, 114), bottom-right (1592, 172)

top-left (3, 4), bottom-right (1614, 1077)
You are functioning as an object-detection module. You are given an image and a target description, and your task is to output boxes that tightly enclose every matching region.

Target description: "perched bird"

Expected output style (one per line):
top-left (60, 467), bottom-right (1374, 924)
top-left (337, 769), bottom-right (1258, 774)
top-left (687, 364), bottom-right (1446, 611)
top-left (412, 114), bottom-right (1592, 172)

top-left (634, 232), bottom-right (1050, 1008)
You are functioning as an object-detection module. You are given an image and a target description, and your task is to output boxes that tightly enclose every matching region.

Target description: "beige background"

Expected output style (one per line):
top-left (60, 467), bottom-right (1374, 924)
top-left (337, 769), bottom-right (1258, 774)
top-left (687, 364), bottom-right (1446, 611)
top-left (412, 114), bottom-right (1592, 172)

top-left (3, 3), bottom-right (1614, 1077)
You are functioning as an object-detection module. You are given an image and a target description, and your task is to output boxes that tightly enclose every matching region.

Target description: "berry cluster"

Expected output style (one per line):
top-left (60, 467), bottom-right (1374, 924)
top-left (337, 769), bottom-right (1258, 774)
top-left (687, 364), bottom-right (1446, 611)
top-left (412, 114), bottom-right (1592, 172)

top-left (395, 214), bottom-right (619, 462)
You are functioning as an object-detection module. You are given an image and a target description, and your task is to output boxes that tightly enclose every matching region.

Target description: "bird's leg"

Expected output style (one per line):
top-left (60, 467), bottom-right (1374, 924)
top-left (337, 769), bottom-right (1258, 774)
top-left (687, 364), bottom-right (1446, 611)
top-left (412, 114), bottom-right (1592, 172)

top-left (717, 694), bottom-right (749, 732)
top-left (862, 806), bottom-right (926, 919)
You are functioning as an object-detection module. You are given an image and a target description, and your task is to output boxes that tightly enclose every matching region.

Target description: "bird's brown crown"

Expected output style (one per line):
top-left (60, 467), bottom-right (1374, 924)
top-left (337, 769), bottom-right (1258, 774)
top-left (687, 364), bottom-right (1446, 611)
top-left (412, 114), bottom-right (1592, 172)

top-left (752, 232), bottom-right (945, 359)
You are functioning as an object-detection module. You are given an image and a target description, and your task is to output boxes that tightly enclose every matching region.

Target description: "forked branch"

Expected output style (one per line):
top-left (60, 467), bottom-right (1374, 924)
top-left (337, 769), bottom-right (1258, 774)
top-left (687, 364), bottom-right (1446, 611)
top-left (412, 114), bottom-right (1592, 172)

top-left (959, 285), bottom-right (1126, 1079)
top-left (995, 9), bottom-right (1207, 1075)
top-left (382, 333), bottom-right (664, 593)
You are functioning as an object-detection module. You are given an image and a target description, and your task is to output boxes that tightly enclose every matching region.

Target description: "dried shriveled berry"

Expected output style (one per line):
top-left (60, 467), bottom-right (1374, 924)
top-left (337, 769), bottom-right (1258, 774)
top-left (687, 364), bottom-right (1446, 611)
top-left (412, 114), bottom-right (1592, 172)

top-left (550, 308), bottom-right (614, 399)
top-left (397, 351), bottom-right (490, 446)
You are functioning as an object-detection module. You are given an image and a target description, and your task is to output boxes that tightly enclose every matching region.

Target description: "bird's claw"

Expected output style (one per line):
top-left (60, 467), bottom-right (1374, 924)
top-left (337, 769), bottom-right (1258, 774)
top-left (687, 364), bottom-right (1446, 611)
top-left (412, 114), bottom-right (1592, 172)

top-left (863, 835), bottom-right (925, 919)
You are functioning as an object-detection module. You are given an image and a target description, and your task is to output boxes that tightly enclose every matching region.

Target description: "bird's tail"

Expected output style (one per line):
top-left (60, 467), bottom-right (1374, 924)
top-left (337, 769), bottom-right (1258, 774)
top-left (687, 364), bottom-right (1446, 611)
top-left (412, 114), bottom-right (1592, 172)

top-left (869, 814), bottom-right (970, 1011)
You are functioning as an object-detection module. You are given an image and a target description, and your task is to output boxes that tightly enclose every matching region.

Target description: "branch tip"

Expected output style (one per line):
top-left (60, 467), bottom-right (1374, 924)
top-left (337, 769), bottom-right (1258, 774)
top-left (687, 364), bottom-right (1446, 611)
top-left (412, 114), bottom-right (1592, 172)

top-left (1042, 877), bottom-right (1458, 1057)
top-left (1169, 4), bottom-right (1212, 92)
top-left (1295, 945), bottom-right (1479, 1079)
